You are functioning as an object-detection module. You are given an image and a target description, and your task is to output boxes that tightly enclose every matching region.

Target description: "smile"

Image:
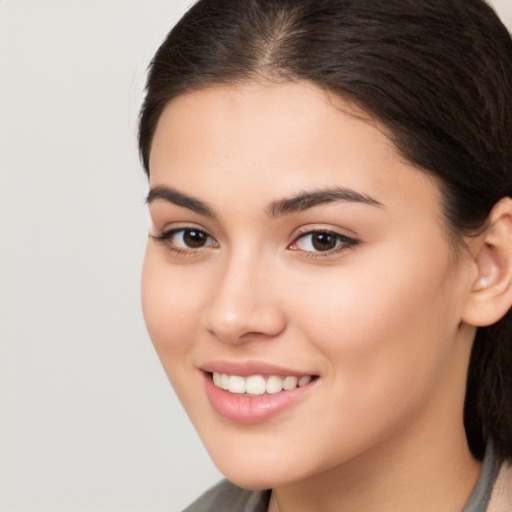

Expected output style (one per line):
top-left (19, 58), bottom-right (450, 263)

top-left (203, 370), bottom-right (318, 423)
top-left (212, 372), bottom-right (313, 395)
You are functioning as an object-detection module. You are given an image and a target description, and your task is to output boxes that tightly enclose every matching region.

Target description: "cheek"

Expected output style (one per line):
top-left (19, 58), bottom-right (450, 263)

top-left (290, 243), bottom-right (461, 407)
top-left (141, 246), bottom-right (205, 363)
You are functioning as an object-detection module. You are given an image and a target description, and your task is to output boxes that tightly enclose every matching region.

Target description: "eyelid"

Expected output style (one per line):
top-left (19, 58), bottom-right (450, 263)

top-left (290, 223), bottom-right (358, 239)
top-left (149, 219), bottom-right (206, 235)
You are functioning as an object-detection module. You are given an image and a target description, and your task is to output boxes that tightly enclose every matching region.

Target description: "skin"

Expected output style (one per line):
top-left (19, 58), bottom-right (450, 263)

top-left (142, 81), bottom-right (484, 512)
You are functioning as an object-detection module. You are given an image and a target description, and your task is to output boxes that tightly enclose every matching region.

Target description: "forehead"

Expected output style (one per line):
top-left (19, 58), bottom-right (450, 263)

top-left (150, 81), bottom-right (385, 167)
top-left (149, 81), bottom-right (442, 222)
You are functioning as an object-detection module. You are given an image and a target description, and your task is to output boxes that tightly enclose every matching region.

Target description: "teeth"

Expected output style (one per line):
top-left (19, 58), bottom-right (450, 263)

top-left (228, 375), bottom-right (245, 394)
top-left (298, 376), bottom-right (312, 387)
top-left (283, 376), bottom-right (298, 390)
top-left (220, 373), bottom-right (230, 390)
top-left (212, 372), bottom-right (313, 395)
top-left (246, 375), bottom-right (266, 395)
top-left (266, 375), bottom-right (283, 394)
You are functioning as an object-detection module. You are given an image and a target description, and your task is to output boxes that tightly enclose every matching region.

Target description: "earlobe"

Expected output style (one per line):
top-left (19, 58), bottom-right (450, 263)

top-left (462, 197), bottom-right (512, 327)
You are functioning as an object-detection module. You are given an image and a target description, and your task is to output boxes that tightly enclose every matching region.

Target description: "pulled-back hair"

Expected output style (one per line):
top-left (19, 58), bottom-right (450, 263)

top-left (138, 0), bottom-right (512, 461)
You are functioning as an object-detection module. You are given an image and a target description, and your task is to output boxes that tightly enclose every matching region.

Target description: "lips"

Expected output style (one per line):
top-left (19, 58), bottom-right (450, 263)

top-left (201, 360), bottom-right (314, 377)
top-left (201, 362), bottom-right (318, 423)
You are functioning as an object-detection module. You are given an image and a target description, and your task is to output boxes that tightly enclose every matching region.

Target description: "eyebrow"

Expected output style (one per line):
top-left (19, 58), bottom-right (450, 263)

top-left (266, 186), bottom-right (384, 217)
top-left (146, 186), bottom-right (215, 217)
top-left (145, 185), bottom-right (384, 218)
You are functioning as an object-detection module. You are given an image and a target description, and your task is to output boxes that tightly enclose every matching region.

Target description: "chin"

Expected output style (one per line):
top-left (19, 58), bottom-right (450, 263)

top-left (216, 462), bottom-right (294, 491)
top-left (202, 435), bottom-right (318, 490)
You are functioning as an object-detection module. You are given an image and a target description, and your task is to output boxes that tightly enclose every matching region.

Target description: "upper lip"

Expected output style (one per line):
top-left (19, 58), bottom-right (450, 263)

top-left (200, 360), bottom-right (317, 377)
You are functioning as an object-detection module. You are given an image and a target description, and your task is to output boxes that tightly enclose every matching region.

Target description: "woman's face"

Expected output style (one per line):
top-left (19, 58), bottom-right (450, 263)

top-left (142, 81), bottom-right (476, 489)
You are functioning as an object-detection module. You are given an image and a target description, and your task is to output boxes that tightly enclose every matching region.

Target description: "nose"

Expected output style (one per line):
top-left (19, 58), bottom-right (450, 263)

top-left (202, 251), bottom-right (286, 344)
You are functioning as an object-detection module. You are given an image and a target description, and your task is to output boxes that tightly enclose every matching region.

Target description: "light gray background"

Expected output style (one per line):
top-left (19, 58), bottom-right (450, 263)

top-left (1, 1), bottom-right (511, 511)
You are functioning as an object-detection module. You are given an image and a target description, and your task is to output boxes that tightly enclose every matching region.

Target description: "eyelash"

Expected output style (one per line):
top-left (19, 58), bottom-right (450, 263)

top-left (151, 227), bottom-right (359, 258)
top-left (289, 230), bottom-right (359, 258)
top-left (150, 228), bottom-right (218, 255)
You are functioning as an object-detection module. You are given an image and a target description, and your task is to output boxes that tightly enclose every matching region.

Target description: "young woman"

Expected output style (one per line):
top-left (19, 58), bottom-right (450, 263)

top-left (138, 0), bottom-right (512, 510)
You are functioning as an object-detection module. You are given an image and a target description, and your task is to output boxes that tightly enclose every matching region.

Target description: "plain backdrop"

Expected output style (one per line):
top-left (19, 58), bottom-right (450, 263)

top-left (1, 1), bottom-right (511, 511)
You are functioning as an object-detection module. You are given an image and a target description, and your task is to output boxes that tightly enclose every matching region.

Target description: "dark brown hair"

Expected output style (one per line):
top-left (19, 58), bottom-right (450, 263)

top-left (138, 0), bottom-right (512, 461)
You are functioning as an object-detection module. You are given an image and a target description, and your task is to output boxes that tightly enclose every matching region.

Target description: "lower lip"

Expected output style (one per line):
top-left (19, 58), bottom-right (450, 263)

top-left (203, 373), bottom-right (316, 423)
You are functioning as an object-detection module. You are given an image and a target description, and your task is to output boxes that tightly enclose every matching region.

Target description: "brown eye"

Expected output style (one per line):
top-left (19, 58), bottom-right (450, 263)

top-left (153, 228), bottom-right (217, 250)
top-left (182, 229), bottom-right (208, 248)
top-left (311, 232), bottom-right (338, 251)
top-left (291, 230), bottom-right (358, 254)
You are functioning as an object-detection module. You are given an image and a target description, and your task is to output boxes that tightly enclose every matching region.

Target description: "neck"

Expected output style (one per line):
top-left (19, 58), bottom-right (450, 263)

top-left (269, 418), bottom-right (481, 512)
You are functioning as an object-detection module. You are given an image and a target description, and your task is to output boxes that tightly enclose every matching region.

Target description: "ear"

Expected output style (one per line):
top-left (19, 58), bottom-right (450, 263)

top-left (462, 197), bottom-right (512, 327)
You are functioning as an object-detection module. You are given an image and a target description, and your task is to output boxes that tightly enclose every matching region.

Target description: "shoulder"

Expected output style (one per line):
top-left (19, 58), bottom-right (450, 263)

top-left (182, 480), bottom-right (270, 512)
top-left (487, 461), bottom-right (512, 512)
